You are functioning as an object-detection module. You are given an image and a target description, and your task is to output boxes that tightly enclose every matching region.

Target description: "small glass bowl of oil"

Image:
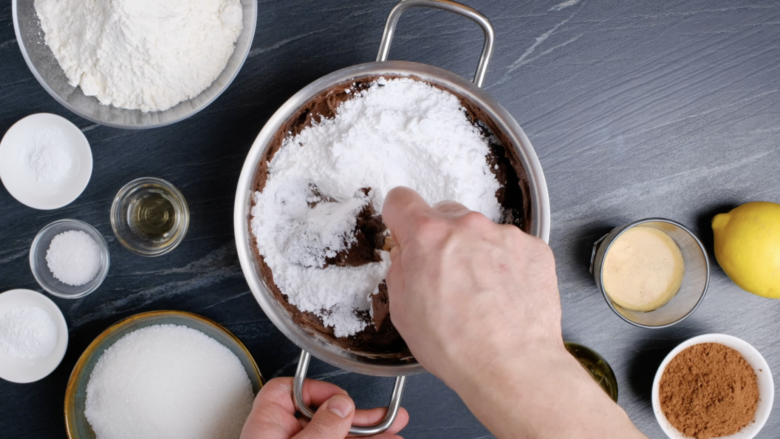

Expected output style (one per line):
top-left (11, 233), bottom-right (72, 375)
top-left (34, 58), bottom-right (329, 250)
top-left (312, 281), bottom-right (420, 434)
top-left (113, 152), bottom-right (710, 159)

top-left (110, 177), bottom-right (189, 257)
top-left (564, 342), bottom-right (619, 402)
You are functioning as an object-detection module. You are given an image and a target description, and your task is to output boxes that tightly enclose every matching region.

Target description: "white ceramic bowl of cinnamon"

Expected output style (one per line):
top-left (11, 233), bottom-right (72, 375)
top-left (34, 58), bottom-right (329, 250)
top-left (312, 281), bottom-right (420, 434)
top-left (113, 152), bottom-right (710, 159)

top-left (652, 334), bottom-right (774, 439)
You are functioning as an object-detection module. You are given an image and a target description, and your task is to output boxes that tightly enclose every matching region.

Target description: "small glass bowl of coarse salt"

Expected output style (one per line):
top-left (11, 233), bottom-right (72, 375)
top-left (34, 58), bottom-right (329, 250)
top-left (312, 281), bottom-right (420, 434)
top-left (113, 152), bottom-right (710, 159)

top-left (30, 219), bottom-right (110, 299)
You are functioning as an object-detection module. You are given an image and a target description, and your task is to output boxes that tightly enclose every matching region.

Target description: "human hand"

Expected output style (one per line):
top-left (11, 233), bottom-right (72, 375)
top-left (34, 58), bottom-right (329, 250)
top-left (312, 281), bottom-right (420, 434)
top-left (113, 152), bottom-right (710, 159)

top-left (382, 187), bottom-right (646, 439)
top-left (382, 187), bottom-right (563, 388)
top-left (240, 377), bottom-right (409, 439)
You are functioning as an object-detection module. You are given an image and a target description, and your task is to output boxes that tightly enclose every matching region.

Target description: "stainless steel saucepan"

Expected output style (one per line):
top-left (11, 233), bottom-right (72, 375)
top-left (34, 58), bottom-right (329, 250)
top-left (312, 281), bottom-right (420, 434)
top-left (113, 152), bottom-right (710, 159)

top-left (234, 0), bottom-right (550, 435)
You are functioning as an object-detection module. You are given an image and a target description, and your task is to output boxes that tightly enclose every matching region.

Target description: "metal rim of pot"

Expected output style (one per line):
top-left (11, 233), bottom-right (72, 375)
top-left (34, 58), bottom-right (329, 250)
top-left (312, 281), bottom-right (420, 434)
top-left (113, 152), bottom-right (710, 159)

top-left (233, 0), bottom-right (551, 435)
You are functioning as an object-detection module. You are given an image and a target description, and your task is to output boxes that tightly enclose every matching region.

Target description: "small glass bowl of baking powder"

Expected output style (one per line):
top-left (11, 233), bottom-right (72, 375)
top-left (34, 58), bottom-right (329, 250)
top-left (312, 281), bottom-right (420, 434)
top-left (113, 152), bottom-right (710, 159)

top-left (30, 219), bottom-right (110, 299)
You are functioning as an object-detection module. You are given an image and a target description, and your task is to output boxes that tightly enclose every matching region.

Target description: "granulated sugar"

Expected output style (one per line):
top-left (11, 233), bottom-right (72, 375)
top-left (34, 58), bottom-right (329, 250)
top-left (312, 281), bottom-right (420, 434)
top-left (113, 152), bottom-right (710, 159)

top-left (85, 324), bottom-right (254, 439)
top-left (251, 77), bottom-right (502, 337)
top-left (46, 230), bottom-right (102, 286)
top-left (24, 126), bottom-right (73, 189)
top-left (0, 306), bottom-right (58, 359)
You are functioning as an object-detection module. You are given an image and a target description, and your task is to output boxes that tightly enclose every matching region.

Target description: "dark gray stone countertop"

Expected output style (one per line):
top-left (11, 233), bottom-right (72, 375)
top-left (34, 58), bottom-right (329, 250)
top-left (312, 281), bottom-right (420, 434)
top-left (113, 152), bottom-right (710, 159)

top-left (1, 0), bottom-right (779, 438)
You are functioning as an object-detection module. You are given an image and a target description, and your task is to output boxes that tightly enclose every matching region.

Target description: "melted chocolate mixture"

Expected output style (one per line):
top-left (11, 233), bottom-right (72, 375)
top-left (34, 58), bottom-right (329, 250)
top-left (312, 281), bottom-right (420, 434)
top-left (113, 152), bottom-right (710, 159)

top-left (250, 75), bottom-right (530, 359)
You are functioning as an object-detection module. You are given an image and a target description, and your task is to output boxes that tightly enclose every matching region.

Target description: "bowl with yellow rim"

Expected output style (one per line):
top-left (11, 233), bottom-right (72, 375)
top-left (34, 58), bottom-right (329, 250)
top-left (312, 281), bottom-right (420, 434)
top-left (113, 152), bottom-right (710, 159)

top-left (64, 310), bottom-right (263, 439)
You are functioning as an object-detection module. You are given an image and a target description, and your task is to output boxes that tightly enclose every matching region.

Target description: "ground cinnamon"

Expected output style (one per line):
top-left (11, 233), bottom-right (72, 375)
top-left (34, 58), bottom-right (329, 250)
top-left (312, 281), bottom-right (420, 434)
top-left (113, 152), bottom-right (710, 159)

top-left (659, 343), bottom-right (759, 439)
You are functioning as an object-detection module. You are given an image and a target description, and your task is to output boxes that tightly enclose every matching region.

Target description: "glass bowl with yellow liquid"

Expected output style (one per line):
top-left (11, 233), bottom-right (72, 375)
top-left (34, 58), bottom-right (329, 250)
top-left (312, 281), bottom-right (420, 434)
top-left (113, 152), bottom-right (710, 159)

top-left (590, 218), bottom-right (710, 328)
top-left (110, 177), bottom-right (189, 257)
top-left (564, 342), bottom-right (618, 402)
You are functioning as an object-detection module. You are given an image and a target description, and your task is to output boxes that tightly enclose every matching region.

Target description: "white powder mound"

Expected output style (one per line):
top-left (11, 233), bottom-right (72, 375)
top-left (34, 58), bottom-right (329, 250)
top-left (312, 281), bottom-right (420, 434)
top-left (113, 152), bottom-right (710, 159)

top-left (251, 77), bottom-right (502, 337)
top-left (0, 306), bottom-right (58, 360)
top-left (46, 230), bottom-right (102, 286)
top-left (85, 324), bottom-right (254, 439)
top-left (24, 126), bottom-right (73, 189)
top-left (279, 189), bottom-right (371, 268)
top-left (35, 0), bottom-right (243, 112)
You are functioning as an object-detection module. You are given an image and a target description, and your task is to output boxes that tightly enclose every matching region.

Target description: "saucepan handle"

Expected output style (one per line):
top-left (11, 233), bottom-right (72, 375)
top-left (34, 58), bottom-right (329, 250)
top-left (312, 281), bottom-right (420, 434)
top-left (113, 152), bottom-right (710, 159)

top-left (293, 350), bottom-right (407, 437)
top-left (376, 0), bottom-right (495, 88)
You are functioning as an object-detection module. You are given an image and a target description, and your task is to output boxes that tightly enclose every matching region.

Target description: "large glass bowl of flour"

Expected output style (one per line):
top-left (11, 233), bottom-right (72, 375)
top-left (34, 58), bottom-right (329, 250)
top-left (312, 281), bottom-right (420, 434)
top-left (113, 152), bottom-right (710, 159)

top-left (12, 0), bottom-right (257, 129)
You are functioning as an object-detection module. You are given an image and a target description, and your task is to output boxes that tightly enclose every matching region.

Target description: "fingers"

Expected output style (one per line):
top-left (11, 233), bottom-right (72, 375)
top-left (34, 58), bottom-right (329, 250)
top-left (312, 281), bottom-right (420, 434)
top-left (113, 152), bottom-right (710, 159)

top-left (250, 377), bottom-right (348, 414)
top-left (351, 407), bottom-right (409, 435)
top-left (301, 378), bottom-right (350, 406)
top-left (303, 386), bottom-right (409, 434)
top-left (299, 407), bottom-right (409, 438)
top-left (382, 187), bottom-right (432, 249)
top-left (254, 377), bottom-right (296, 412)
top-left (247, 378), bottom-right (409, 439)
top-left (384, 187), bottom-right (473, 250)
top-left (432, 200), bottom-right (470, 217)
top-left (240, 378), bottom-right (301, 439)
top-left (386, 245), bottom-right (405, 309)
top-left (241, 378), bottom-right (353, 439)
top-left (293, 394), bottom-right (355, 439)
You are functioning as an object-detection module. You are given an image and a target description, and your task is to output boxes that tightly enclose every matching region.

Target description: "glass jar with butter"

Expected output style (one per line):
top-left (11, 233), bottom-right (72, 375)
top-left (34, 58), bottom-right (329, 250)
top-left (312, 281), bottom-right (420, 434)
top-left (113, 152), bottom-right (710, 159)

top-left (590, 219), bottom-right (710, 328)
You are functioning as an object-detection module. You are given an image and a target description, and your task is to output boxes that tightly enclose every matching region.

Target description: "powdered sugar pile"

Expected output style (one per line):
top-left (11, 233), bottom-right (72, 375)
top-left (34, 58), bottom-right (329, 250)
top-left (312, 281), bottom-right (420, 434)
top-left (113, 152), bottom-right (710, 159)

top-left (279, 189), bottom-right (371, 269)
top-left (251, 78), bottom-right (502, 337)
top-left (35, 0), bottom-right (243, 112)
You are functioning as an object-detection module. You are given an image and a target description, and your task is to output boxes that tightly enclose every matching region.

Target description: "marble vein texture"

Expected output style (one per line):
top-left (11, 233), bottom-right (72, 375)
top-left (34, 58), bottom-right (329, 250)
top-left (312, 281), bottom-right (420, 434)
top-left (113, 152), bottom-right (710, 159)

top-left (1, 1), bottom-right (779, 438)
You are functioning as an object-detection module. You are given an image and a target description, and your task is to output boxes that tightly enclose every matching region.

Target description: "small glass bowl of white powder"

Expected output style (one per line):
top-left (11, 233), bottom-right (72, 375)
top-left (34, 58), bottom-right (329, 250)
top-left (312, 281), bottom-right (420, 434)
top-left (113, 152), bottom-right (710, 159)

top-left (30, 219), bottom-right (110, 299)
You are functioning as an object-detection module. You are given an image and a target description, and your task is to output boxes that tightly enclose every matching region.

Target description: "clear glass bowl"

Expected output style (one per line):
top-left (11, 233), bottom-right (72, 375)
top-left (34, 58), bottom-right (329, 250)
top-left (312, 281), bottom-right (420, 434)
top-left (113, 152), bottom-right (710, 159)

top-left (30, 219), bottom-right (110, 299)
top-left (590, 218), bottom-right (710, 328)
top-left (12, 0), bottom-right (257, 129)
top-left (110, 177), bottom-right (190, 257)
top-left (564, 342), bottom-right (619, 402)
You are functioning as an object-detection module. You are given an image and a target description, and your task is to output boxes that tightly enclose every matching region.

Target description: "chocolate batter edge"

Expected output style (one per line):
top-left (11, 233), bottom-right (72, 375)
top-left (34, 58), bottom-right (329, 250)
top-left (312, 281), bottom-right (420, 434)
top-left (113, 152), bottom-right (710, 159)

top-left (248, 74), bottom-right (531, 359)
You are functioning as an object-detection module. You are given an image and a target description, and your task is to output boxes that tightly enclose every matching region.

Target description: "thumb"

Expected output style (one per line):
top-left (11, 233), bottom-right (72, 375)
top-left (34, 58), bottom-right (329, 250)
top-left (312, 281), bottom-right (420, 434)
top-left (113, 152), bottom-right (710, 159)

top-left (295, 394), bottom-right (355, 439)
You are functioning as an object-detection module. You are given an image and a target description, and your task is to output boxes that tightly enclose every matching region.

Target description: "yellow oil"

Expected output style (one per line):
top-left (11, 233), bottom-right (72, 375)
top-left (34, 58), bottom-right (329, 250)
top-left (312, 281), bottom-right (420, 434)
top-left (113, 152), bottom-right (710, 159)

top-left (565, 342), bottom-right (619, 402)
top-left (127, 188), bottom-right (176, 241)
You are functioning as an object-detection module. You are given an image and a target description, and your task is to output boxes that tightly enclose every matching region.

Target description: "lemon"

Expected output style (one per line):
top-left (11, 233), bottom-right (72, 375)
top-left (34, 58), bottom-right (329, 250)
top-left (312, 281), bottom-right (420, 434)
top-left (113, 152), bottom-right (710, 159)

top-left (712, 201), bottom-right (780, 298)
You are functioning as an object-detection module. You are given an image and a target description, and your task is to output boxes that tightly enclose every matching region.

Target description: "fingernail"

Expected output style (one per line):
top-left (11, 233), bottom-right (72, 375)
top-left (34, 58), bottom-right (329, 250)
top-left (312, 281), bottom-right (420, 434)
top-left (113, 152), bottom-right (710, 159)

top-left (327, 395), bottom-right (353, 418)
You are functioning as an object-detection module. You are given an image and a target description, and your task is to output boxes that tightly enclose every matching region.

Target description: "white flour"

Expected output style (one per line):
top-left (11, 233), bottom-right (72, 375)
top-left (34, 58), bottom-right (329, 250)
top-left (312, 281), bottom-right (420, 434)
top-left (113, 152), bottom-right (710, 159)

top-left (35, 0), bottom-right (243, 112)
top-left (251, 78), bottom-right (502, 337)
